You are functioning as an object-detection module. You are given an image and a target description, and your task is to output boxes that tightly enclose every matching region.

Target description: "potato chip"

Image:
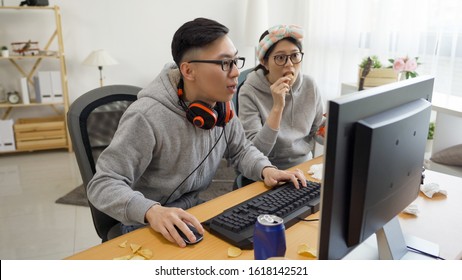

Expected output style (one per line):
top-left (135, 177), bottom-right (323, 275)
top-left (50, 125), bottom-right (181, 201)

top-left (283, 73), bottom-right (295, 86)
top-left (297, 243), bottom-right (317, 258)
top-left (137, 248), bottom-right (153, 259)
top-left (113, 254), bottom-right (133, 260)
top-left (130, 255), bottom-right (145, 260)
top-left (130, 243), bottom-right (141, 253)
top-left (227, 246), bottom-right (242, 258)
top-left (118, 240), bottom-right (128, 248)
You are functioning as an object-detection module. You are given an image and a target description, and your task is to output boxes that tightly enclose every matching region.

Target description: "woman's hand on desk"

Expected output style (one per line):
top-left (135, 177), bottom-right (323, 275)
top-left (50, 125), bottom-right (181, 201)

top-left (262, 167), bottom-right (307, 188)
top-left (145, 204), bottom-right (204, 248)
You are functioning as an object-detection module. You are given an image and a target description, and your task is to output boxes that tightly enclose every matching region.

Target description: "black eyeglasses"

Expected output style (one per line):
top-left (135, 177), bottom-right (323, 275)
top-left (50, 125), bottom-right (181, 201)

top-left (273, 52), bottom-right (304, 66)
top-left (188, 57), bottom-right (246, 72)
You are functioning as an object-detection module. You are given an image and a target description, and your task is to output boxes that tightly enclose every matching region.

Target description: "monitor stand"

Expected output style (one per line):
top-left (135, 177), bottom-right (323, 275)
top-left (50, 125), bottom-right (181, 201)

top-left (343, 217), bottom-right (440, 260)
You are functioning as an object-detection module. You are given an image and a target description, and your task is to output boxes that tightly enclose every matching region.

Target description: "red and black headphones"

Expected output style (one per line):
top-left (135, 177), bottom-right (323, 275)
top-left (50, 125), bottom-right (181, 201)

top-left (177, 79), bottom-right (234, 130)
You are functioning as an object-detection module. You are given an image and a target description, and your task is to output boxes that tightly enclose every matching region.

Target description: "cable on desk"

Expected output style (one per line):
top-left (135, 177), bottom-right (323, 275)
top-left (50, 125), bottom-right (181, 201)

top-left (298, 218), bottom-right (319, 222)
top-left (407, 246), bottom-right (445, 260)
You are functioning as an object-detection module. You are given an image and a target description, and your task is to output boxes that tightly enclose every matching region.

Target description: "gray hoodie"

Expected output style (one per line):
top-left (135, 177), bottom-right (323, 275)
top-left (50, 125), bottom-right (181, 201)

top-left (238, 69), bottom-right (324, 170)
top-left (87, 63), bottom-right (272, 226)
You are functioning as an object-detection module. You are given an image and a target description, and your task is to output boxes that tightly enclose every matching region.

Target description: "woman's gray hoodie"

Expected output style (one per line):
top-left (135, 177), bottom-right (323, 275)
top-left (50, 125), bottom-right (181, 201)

top-left (87, 63), bottom-right (272, 226)
top-left (238, 69), bottom-right (324, 170)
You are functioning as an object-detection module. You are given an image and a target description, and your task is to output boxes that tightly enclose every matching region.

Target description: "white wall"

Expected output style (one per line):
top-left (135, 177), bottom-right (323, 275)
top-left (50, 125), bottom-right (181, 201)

top-left (1, 0), bottom-right (305, 107)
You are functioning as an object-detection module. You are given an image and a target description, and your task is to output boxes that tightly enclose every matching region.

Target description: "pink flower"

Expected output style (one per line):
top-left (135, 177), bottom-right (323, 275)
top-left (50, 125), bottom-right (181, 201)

top-left (393, 58), bottom-right (406, 73)
top-left (405, 57), bottom-right (418, 71)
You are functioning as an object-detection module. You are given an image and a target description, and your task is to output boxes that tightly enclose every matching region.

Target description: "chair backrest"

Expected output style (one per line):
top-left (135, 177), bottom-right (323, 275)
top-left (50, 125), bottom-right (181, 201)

top-left (67, 85), bottom-right (141, 242)
top-left (233, 67), bottom-right (254, 116)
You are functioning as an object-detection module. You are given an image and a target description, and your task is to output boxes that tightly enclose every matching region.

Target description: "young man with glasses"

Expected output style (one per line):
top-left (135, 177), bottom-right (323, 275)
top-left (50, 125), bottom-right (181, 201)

top-left (238, 24), bottom-right (325, 172)
top-left (87, 18), bottom-right (307, 248)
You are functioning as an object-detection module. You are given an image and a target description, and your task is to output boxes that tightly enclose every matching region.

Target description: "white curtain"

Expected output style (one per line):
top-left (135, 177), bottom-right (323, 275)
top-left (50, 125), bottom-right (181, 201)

top-left (296, 0), bottom-right (462, 102)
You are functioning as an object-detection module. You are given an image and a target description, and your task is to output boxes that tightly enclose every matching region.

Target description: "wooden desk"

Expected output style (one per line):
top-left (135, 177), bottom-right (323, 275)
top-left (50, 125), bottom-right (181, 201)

top-left (399, 170), bottom-right (462, 260)
top-left (66, 157), bottom-right (462, 260)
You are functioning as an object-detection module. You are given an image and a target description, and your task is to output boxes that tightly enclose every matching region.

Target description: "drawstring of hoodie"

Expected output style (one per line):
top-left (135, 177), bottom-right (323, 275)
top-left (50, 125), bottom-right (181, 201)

top-left (289, 87), bottom-right (294, 126)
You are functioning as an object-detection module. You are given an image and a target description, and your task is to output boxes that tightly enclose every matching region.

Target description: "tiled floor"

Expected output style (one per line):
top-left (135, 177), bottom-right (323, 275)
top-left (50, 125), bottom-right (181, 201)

top-left (0, 150), bottom-right (101, 259)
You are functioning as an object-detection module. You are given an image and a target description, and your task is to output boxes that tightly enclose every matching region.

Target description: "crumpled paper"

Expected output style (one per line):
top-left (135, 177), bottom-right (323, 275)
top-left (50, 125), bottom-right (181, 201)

top-left (420, 182), bottom-right (448, 198)
top-left (308, 163), bottom-right (323, 180)
top-left (402, 204), bottom-right (420, 216)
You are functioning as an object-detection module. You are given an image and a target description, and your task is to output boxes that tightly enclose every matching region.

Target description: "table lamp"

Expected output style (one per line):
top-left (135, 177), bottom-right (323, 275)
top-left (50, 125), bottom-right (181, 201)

top-left (245, 0), bottom-right (268, 66)
top-left (83, 49), bottom-right (118, 87)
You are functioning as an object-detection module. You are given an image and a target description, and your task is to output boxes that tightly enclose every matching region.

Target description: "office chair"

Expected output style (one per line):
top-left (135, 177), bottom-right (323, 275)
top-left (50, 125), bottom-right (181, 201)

top-left (67, 85), bottom-right (141, 242)
top-left (233, 68), bottom-right (255, 189)
top-left (233, 67), bottom-right (254, 116)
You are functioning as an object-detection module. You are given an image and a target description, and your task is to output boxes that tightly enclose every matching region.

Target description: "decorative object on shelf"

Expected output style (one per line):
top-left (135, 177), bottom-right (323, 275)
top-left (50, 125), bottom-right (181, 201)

top-left (389, 56), bottom-right (420, 80)
top-left (19, 0), bottom-right (49, 6)
top-left (358, 55), bottom-right (398, 87)
top-left (359, 55), bottom-right (382, 69)
top-left (7, 91), bottom-right (20, 104)
top-left (83, 49), bottom-right (119, 87)
top-left (358, 56), bottom-right (373, 91)
top-left (11, 40), bottom-right (39, 56)
top-left (1, 46), bottom-right (9, 57)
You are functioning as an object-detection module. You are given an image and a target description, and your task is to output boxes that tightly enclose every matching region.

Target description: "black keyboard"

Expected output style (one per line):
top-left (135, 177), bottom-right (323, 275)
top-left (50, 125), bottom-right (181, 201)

top-left (202, 180), bottom-right (321, 249)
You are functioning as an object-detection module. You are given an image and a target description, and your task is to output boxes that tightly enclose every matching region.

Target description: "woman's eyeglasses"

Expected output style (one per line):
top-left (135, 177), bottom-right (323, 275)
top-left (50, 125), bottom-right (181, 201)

top-left (273, 52), bottom-right (304, 66)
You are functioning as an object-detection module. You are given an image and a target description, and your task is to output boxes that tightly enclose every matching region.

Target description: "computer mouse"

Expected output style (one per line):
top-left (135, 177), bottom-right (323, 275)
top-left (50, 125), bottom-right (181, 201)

top-left (174, 224), bottom-right (203, 245)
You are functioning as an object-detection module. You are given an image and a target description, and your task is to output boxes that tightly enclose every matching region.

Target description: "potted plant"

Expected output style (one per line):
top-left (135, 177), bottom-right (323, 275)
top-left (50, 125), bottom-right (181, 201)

top-left (426, 122), bottom-right (435, 154)
top-left (358, 55), bottom-right (397, 87)
top-left (427, 122), bottom-right (435, 140)
top-left (388, 56), bottom-right (420, 80)
top-left (1, 46), bottom-right (9, 58)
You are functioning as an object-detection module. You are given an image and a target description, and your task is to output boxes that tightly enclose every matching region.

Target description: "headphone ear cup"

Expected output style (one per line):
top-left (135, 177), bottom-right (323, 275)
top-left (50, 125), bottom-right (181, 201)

top-left (187, 101), bottom-right (218, 130)
top-left (215, 101), bottom-right (234, 127)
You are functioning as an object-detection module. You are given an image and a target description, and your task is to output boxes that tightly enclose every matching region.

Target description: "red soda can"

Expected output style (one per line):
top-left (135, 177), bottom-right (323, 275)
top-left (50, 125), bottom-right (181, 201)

top-left (253, 214), bottom-right (286, 260)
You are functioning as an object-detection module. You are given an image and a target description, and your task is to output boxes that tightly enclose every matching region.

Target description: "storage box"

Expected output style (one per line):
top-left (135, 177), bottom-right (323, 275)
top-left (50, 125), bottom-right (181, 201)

top-left (14, 116), bottom-right (67, 151)
top-left (358, 68), bottom-right (398, 87)
top-left (0, 119), bottom-right (16, 152)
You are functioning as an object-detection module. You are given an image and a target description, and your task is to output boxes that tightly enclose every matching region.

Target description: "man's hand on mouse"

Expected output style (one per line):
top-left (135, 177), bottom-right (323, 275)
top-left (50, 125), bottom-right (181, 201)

top-left (145, 204), bottom-right (204, 247)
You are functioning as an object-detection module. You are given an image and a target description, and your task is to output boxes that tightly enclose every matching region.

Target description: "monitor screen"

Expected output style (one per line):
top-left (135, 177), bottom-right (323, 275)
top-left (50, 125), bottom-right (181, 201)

top-left (318, 76), bottom-right (435, 260)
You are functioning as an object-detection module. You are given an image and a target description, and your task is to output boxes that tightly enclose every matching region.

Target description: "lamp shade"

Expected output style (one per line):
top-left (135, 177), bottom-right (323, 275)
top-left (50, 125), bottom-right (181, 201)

top-left (83, 49), bottom-right (118, 66)
top-left (245, 0), bottom-right (268, 46)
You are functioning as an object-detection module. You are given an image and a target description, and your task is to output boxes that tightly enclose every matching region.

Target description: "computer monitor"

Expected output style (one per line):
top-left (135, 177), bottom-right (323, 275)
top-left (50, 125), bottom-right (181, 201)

top-left (318, 76), bottom-right (436, 260)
